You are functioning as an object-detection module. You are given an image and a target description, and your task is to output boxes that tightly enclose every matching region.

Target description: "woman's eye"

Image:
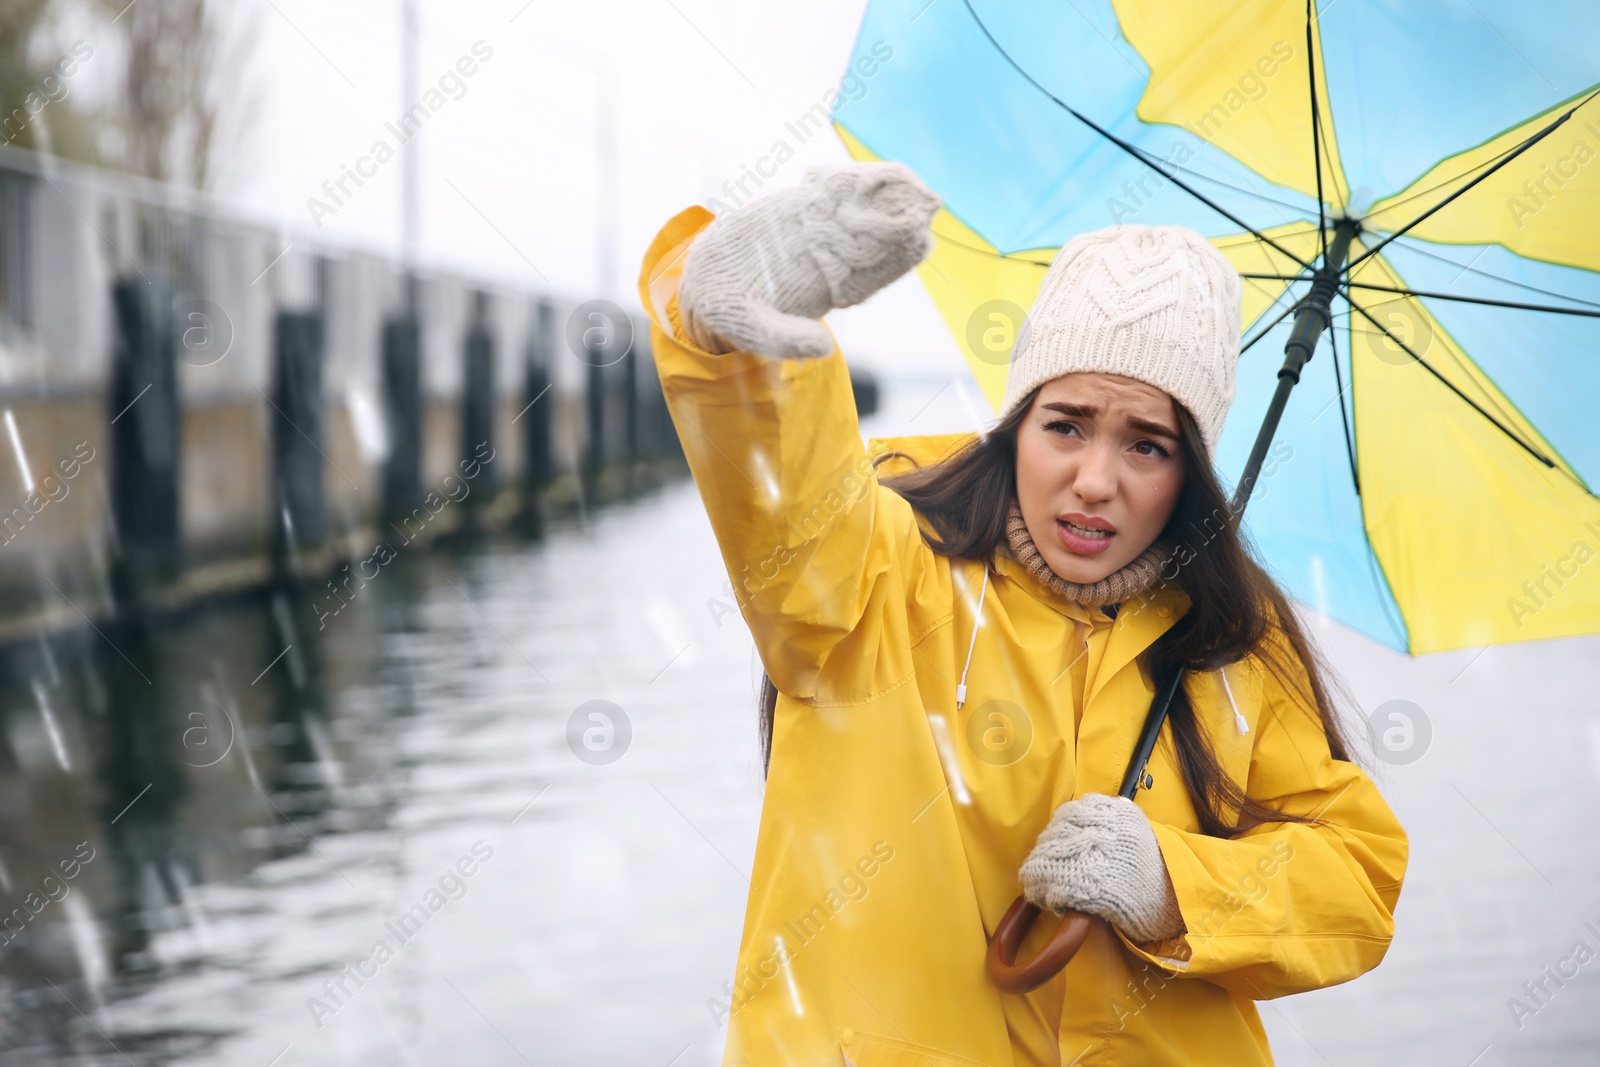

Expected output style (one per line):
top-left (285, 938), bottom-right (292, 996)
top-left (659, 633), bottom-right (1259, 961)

top-left (1043, 420), bottom-right (1078, 437)
top-left (1133, 440), bottom-right (1172, 458)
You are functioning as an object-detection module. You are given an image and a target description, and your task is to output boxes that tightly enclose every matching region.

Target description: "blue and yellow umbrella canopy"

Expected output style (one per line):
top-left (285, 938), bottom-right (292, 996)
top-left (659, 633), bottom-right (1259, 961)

top-left (834, 0), bottom-right (1600, 655)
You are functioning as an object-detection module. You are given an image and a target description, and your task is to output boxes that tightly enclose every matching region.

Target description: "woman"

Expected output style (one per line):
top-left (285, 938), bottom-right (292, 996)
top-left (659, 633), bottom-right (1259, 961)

top-left (639, 161), bottom-right (1407, 1066)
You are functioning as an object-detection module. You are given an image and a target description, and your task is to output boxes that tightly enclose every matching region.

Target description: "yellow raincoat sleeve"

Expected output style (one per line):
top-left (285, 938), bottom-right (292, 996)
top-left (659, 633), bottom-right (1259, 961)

top-left (1117, 631), bottom-right (1409, 1000)
top-left (637, 205), bottom-right (940, 705)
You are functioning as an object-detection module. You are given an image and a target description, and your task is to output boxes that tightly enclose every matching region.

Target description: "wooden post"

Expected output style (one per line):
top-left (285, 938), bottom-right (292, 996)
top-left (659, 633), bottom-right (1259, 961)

top-left (382, 314), bottom-right (422, 519)
top-left (585, 340), bottom-right (605, 503)
top-left (462, 290), bottom-right (496, 511)
top-left (272, 311), bottom-right (326, 569)
top-left (109, 278), bottom-right (181, 601)
top-left (519, 298), bottom-right (555, 536)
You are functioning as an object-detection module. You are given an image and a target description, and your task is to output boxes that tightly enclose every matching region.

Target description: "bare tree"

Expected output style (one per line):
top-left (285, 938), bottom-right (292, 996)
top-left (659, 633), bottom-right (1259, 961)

top-left (100, 0), bottom-right (257, 192)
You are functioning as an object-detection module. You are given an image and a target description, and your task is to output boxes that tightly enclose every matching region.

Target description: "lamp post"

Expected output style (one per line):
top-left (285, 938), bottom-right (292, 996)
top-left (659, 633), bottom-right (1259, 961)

top-left (400, 0), bottom-right (419, 312)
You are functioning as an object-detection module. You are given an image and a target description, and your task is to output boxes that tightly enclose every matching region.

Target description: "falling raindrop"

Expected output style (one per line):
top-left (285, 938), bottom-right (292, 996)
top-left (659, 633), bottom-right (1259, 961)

top-left (62, 892), bottom-right (110, 1022)
top-left (138, 861), bottom-right (171, 928)
top-left (84, 527), bottom-right (117, 616)
top-left (278, 499), bottom-right (300, 568)
top-left (34, 633), bottom-right (60, 688)
top-left (235, 715), bottom-right (264, 794)
top-left (746, 446), bottom-right (779, 506)
top-left (270, 593), bottom-right (307, 689)
top-left (1310, 555), bottom-right (1329, 622)
top-left (169, 863), bottom-right (214, 955)
top-left (926, 712), bottom-right (971, 806)
top-left (776, 933), bottom-right (804, 1019)
top-left (951, 376), bottom-right (988, 432)
top-left (345, 383), bottom-right (390, 464)
top-left (4, 407), bottom-right (34, 496)
top-left (31, 679), bottom-right (70, 771)
top-left (301, 714), bottom-right (344, 791)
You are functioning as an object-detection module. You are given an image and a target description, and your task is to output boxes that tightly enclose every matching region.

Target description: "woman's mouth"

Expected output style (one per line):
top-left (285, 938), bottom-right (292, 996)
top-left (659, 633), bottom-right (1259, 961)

top-left (1057, 518), bottom-right (1116, 555)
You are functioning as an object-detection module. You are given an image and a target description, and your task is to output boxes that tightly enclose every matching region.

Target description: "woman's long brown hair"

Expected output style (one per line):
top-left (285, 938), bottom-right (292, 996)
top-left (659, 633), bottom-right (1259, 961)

top-left (755, 384), bottom-right (1367, 839)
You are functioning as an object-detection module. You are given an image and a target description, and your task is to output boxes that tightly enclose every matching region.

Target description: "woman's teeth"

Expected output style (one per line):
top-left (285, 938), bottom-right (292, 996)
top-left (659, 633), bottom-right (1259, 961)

top-left (1062, 520), bottom-right (1112, 539)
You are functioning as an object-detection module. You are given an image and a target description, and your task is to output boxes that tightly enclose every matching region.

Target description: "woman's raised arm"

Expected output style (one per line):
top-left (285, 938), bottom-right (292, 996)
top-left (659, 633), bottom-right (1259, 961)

top-left (635, 164), bottom-right (945, 705)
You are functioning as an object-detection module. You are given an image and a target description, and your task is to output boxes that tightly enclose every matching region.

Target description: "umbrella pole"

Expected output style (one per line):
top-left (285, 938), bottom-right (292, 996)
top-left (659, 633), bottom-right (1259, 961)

top-left (1117, 219), bottom-right (1358, 802)
top-left (1230, 220), bottom-right (1358, 516)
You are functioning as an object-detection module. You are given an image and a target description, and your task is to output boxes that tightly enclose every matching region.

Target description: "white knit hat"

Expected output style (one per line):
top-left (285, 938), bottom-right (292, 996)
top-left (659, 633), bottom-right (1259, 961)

top-left (1000, 224), bottom-right (1243, 456)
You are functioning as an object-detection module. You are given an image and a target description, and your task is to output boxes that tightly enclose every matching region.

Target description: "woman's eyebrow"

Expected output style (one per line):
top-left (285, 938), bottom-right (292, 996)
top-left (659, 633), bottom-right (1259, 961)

top-left (1126, 417), bottom-right (1180, 442)
top-left (1039, 401), bottom-right (1178, 442)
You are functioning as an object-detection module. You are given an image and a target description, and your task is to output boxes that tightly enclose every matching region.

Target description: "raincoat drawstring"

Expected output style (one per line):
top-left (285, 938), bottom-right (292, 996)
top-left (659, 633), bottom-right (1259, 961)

top-left (955, 565), bottom-right (990, 710)
top-left (1221, 665), bottom-right (1248, 735)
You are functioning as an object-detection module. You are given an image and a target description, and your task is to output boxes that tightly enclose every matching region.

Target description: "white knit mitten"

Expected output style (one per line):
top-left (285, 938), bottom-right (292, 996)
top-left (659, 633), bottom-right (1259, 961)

top-left (676, 161), bottom-right (940, 359)
top-left (1018, 793), bottom-right (1186, 944)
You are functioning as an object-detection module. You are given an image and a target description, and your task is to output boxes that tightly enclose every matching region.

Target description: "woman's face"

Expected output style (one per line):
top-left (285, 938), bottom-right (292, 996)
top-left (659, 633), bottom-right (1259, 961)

top-left (1014, 372), bottom-right (1186, 585)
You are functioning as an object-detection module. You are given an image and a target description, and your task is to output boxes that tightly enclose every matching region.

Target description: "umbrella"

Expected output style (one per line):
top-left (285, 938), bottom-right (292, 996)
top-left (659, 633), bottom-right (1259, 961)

top-left (832, 0), bottom-right (1600, 658)
top-left (831, 0), bottom-right (1600, 992)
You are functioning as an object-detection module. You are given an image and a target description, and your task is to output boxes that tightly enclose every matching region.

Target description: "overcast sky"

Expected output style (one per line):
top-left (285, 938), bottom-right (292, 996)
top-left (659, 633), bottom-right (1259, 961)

top-left (181, 0), bottom-right (968, 381)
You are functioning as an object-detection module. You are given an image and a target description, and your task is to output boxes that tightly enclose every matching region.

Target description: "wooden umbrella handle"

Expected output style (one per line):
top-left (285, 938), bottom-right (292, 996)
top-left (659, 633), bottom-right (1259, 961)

top-left (985, 894), bottom-right (1097, 995)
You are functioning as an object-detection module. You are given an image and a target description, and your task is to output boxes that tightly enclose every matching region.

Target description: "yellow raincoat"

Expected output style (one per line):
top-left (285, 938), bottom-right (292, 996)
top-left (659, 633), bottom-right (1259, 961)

top-left (641, 205), bottom-right (1408, 1067)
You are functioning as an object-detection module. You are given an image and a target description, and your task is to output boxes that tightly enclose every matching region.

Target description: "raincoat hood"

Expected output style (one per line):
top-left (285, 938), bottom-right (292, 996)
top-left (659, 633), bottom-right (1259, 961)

top-left (642, 204), bottom-right (1407, 1067)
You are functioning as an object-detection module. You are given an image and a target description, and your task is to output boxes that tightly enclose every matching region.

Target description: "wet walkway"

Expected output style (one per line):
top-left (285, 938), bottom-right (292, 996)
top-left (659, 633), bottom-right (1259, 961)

top-left (0, 470), bottom-right (768, 1064)
top-left (0, 377), bottom-right (1595, 1065)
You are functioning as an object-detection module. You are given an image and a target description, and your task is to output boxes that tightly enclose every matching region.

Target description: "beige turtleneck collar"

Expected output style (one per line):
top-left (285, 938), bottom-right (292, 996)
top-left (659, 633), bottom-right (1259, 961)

top-left (1002, 497), bottom-right (1174, 610)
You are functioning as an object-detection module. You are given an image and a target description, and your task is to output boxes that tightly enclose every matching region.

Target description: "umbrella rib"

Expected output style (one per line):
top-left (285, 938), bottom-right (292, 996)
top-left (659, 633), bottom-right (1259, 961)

top-left (1343, 281), bottom-right (1600, 319)
top-left (1347, 86), bottom-right (1600, 272)
top-left (1212, 224), bottom-right (1322, 250)
top-left (1240, 275), bottom-right (1314, 355)
top-left (1343, 297), bottom-right (1564, 475)
top-left (1365, 81), bottom-right (1600, 222)
top-left (1360, 125), bottom-right (1544, 222)
top-left (1095, 157), bottom-right (1314, 217)
top-left (1362, 532), bottom-right (1412, 651)
top-left (956, 0), bottom-right (1314, 272)
top-left (1305, 0), bottom-right (1329, 262)
top-left (929, 230), bottom-right (1052, 266)
top-left (1239, 271), bottom-right (1600, 321)
top-left (1348, 288), bottom-right (1565, 464)
top-left (1162, 166), bottom-right (1315, 217)
top-left (934, 224), bottom-right (1317, 268)
top-left (1341, 303), bottom-right (1412, 649)
top-left (1361, 235), bottom-right (1600, 311)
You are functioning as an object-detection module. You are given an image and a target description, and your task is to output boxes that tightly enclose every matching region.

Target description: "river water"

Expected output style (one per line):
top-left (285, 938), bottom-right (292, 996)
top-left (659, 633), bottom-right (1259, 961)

top-left (0, 375), bottom-right (1595, 1065)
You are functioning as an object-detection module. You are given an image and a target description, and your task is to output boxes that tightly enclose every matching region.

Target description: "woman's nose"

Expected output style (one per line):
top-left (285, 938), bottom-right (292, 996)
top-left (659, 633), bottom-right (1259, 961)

top-left (1070, 438), bottom-right (1121, 502)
